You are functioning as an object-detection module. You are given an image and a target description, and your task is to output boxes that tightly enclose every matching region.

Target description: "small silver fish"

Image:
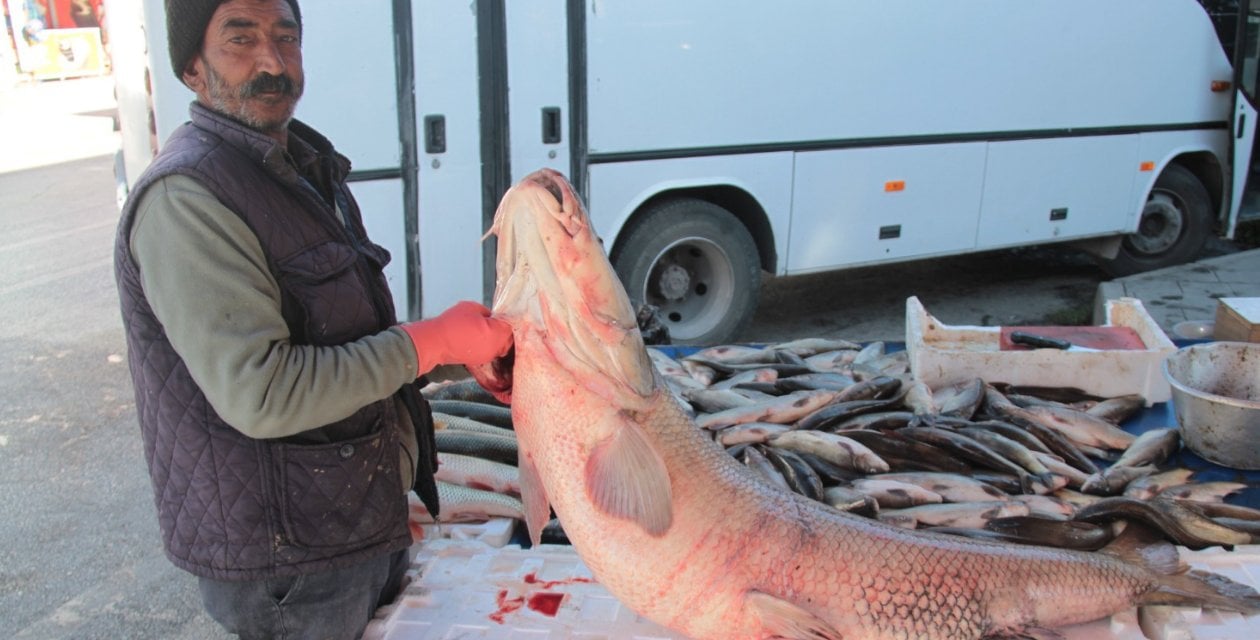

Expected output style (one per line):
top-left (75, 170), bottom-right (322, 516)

top-left (435, 452), bottom-right (522, 496)
top-left (868, 472), bottom-right (1009, 504)
top-left (696, 389), bottom-right (842, 430)
top-left (683, 388), bottom-right (757, 413)
top-left (878, 501), bottom-right (1030, 529)
top-left (410, 481), bottom-right (525, 523)
top-left (1010, 494), bottom-right (1076, 520)
top-left (769, 430), bottom-right (890, 473)
top-left (768, 337), bottom-right (862, 357)
top-left (1122, 468), bottom-right (1196, 500)
top-left (1084, 394), bottom-right (1147, 424)
top-left (1157, 481), bottom-right (1249, 504)
top-left (715, 422), bottom-right (791, 447)
top-left (935, 377), bottom-right (986, 419)
top-left (849, 478), bottom-right (943, 509)
top-left (1081, 465), bottom-right (1159, 496)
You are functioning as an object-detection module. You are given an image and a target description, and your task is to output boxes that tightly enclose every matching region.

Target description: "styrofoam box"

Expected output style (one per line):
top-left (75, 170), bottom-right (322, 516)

top-left (906, 295), bottom-right (1177, 404)
top-left (414, 518), bottom-right (516, 548)
top-left (363, 540), bottom-right (1259, 639)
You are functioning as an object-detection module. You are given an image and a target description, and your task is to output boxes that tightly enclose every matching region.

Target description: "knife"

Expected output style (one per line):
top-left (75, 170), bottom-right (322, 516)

top-left (1008, 331), bottom-right (1101, 352)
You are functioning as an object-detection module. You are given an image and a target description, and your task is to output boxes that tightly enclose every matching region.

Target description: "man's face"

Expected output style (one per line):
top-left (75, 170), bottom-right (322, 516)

top-left (184, 0), bottom-right (304, 137)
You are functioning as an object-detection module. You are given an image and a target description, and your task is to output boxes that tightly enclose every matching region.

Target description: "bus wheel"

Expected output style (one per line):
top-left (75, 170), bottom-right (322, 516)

top-left (1098, 163), bottom-right (1212, 277)
top-left (611, 198), bottom-right (761, 345)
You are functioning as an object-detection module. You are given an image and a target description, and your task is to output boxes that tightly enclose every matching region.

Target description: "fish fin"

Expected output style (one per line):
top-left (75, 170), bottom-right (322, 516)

top-left (980, 627), bottom-right (1063, 640)
top-left (1142, 567), bottom-right (1260, 615)
top-left (585, 419), bottom-right (672, 535)
top-left (1105, 524), bottom-right (1260, 615)
top-left (518, 453), bottom-right (553, 547)
top-left (1098, 523), bottom-right (1182, 573)
top-left (746, 591), bottom-right (843, 640)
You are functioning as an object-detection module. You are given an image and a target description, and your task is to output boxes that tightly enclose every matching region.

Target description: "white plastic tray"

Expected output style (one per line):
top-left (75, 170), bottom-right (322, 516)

top-left (906, 296), bottom-right (1177, 404)
top-left (364, 540), bottom-right (1259, 640)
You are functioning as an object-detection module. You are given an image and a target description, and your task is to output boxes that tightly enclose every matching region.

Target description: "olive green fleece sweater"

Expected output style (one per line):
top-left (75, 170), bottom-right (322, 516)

top-left (129, 173), bottom-right (420, 489)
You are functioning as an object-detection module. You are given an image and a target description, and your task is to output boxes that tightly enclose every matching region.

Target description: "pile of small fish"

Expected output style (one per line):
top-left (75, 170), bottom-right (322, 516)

top-left (409, 383), bottom-right (525, 526)
top-left (418, 337), bottom-right (1260, 552)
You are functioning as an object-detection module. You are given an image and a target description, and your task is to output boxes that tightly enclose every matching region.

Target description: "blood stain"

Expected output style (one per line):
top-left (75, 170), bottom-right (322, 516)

top-left (527, 592), bottom-right (565, 617)
top-left (489, 589), bottom-right (524, 624)
top-left (522, 571), bottom-right (595, 589)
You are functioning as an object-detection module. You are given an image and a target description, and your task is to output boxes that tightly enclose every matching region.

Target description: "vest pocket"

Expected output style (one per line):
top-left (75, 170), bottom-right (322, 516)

top-left (362, 241), bottom-right (391, 271)
top-left (275, 241), bottom-right (376, 344)
top-left (275, 424), bottom-right (402, 549)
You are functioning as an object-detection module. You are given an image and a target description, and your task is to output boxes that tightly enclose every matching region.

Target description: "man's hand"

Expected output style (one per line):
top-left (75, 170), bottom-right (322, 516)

top-left (401, 301), bottom-right (513, 375)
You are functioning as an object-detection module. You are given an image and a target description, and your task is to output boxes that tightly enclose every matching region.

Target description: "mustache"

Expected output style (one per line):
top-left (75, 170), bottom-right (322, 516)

top-left (240, 73), bottom-right (298, 98)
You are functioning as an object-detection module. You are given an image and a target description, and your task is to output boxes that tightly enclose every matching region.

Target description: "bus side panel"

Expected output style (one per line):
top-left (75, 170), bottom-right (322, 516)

top-left (587, 154), bottom-right (794, 270)
top-left (583, 1), bottom-right (1232, 157)
top-left (414, 0), bottom-right (485, 318)
top-left (787, 144), bottom-right (986, 272)
top-left (297, 0), bottom-right (400, 172)
top-left (139, 0), bottom-right (191, 146)
top-left (505, 1), bottom-right (570, 182)
top-left (353, 180), bottom-right (409, 310)
top-left (977, 136), bottom-right (1140, 248)
top-left (110, 0), bottom-right (156, 192)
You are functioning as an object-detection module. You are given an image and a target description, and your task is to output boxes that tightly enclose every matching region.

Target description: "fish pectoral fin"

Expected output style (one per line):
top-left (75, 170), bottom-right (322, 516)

top-left (519, 454), bottom-right (553, 547)
top-left (585, 420), bottom-right (672, 536)
top-left (980, 627), bottom-right (1064, 640)
top-left (746, 591), bottom-right (843, 640)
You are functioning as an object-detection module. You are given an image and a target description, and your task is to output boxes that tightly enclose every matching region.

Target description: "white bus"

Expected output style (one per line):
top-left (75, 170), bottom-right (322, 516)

top-left (110, 0), bottom-right (1260, 345)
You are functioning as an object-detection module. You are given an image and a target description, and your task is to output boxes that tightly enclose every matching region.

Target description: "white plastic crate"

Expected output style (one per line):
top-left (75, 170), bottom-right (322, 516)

top-left (906, 296), bottom-right (1177, 404)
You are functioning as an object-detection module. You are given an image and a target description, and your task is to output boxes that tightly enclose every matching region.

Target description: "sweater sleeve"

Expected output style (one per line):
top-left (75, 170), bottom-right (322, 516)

top-left (129, 175), bottom-right (421, 439)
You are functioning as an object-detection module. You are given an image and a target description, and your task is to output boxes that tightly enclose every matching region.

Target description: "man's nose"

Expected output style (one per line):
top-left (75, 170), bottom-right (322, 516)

top-left (254, 40), bottom-right (287, 76)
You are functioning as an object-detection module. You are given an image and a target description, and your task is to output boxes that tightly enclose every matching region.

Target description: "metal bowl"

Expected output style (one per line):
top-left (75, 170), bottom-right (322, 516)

top-left (1171, 320), bottom-right (1214, 340)
top-left (1162, 342), bottom-right (1260, 470)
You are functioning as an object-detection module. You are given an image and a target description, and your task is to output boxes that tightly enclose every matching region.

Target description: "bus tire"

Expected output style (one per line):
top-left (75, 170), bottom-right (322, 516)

top-left (1098, 163), bottom-right (1213, 277)
top-left (611, 198), bottom-right (761, 346)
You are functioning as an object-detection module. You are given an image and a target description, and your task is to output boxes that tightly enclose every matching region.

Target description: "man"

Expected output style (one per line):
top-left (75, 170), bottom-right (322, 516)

top-left (112, 1), bottom-right (513, 638)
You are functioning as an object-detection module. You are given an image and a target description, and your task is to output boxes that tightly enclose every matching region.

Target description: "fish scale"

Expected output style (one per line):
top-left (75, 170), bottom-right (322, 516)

top-left (473, 168), bottom-right (1259, 640)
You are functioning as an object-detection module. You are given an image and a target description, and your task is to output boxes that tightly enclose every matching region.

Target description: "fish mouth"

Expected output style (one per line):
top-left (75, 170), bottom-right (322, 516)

top-left (486, 169), bottom-right (654, 398)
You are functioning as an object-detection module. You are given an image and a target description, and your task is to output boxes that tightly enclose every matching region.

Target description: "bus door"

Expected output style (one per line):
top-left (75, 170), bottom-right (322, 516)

top-left (1230, 0), bottom-right (1260, 224)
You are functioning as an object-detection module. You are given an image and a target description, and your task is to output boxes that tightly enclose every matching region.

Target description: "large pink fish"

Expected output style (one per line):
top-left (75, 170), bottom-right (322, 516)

top-left (470, 168), bottom-right (1260, 640)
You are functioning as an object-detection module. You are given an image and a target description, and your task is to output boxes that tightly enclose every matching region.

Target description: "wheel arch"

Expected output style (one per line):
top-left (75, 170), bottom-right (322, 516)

top-left (1141, 151), bottom-right (1226, 232)
top-left (1171, 151), bottom-right (1226, 230)
top-left (610, 184), bottom-right (778, 275)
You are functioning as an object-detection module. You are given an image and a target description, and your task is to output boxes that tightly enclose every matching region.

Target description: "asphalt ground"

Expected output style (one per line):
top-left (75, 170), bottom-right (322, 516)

top-left (1, 75), bottom-right (229, 639)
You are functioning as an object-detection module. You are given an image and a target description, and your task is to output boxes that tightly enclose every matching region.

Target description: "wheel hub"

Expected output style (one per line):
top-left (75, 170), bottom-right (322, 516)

top-left (1129, 193), bottom-right (1184, 256)
top-left (639, 236), bottom-right (737, 342)
top-left (656, 264), bottom-right (691, 301)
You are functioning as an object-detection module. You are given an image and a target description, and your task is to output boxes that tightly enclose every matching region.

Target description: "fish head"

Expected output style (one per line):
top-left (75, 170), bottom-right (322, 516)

top-left (483, 168), bottom-right (654, 401)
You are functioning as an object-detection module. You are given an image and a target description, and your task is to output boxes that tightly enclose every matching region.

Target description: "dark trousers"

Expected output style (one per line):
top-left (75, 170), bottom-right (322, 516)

top-left (198, 548), bottom-right (409, 640)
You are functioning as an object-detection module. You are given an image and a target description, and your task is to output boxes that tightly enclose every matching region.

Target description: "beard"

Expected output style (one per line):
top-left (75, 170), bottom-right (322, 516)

top-left (202, 60), bottom-right (304, 134)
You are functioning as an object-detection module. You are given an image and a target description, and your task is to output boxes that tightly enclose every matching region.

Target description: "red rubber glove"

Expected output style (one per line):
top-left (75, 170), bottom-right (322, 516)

top-left (401, 301), bottom-right (513, 375)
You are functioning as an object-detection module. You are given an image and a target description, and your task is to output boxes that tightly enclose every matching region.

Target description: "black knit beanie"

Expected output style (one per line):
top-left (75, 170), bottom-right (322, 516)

top-left (166, 0), bottom-right (302, 80)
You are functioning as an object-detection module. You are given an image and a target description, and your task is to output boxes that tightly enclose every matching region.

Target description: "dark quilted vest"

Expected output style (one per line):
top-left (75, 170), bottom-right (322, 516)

top-left (114, 104), bottom-right (414, 581)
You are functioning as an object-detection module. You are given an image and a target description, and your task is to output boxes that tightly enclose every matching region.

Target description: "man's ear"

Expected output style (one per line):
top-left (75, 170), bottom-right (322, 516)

top-left (182, 57), bottom-right (205, 93)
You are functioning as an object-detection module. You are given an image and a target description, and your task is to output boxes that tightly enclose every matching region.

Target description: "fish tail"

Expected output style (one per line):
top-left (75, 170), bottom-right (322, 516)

top-left (1141, 568), bottom-right (1260, 615)
top-left (1104, 525), bottom-right (1260, 615)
